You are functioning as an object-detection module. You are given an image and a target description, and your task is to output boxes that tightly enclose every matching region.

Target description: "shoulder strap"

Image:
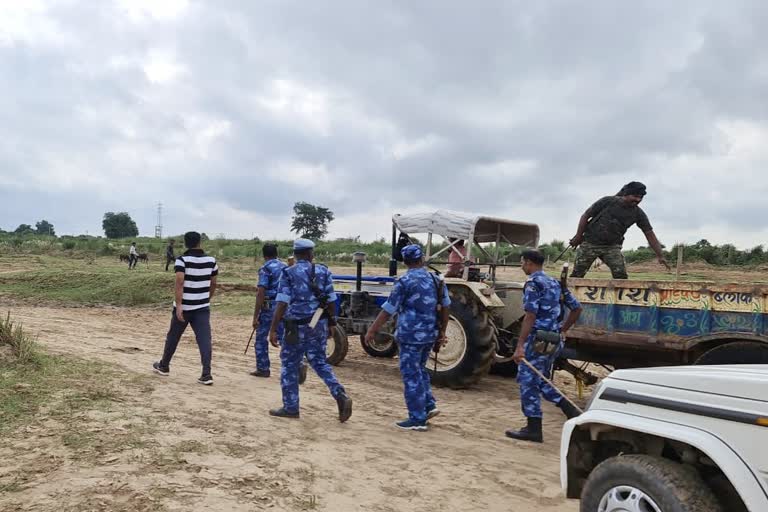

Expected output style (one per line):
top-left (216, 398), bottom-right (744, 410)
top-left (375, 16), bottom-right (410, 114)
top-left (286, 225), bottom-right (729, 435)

top-left (588, 196), bottom-right (620, 226)
top-left (430, 273), bottom-right (442, 307)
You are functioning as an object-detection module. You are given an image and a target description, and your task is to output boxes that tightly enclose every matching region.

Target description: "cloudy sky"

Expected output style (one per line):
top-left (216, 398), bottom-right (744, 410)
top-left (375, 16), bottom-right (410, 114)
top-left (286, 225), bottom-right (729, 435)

top-left (1, 0), bottom-right (767, 248)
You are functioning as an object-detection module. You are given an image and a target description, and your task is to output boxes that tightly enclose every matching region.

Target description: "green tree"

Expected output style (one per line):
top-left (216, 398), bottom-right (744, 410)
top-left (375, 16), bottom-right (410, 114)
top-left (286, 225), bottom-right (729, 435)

top-left (102, 212), bottom-right (139, 239)
top-left (35, 219), bottom-right (55, 236)
top-left (290, 202), bottom-right (335, 240)
top-left (14, 224), bottom-right (35, 235)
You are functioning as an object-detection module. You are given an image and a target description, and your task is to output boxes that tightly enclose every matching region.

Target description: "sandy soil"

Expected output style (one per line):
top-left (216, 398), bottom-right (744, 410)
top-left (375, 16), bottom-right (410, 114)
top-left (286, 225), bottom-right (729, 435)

top-left (2, 303), bottom-right (579, 512)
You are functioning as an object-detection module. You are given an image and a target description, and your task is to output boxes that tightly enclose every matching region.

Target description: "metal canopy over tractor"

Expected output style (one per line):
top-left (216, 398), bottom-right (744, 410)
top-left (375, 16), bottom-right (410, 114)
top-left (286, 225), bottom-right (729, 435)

top-left (392, 210), bottom-right (540, 280)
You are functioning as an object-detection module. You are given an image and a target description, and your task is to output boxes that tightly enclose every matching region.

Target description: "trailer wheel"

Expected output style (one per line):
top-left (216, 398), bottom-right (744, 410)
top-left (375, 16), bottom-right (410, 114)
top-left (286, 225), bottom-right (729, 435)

top-left (694, 341), bottom-right (768, 365)
top-left (429, 288), bottom-right (496, 388)
top-left (326, 325), bottom-right (349, 366)
top-left (360, 333), bottom-right (398, 358)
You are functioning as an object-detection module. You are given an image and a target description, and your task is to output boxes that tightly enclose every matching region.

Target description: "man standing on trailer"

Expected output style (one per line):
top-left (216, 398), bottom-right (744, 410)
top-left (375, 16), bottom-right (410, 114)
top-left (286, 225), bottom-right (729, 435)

top-left (569, 181), bottom-right (669, 279)
top-left (365, 244), bottom-right (450, 431)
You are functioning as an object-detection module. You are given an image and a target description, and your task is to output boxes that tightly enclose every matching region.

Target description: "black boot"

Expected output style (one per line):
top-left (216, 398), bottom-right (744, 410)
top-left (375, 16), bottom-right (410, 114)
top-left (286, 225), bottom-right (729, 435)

top-left (269, 407), bottom-right (300, 419)
top-left (505, 417), bottom-right (543, 443)
top-left (336, 392), bottom-right (353, 423)
top-left (558, 400), bottom-right (582, 419)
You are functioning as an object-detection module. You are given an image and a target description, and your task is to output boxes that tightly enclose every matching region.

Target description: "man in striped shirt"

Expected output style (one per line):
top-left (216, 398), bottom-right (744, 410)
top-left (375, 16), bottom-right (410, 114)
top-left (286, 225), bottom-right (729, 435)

top-left (153, 231), bottom-right (218, 385)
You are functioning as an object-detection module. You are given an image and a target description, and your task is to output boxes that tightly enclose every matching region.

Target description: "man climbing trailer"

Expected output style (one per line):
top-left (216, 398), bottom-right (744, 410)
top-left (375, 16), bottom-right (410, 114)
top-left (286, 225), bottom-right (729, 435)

top-left (569, 181), bottom-right (670, 279)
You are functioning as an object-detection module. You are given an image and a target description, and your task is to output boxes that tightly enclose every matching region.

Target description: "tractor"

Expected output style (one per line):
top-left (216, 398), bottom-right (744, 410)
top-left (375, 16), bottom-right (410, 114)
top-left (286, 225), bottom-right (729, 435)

top-left (329, 210), bottom-right (541, 388)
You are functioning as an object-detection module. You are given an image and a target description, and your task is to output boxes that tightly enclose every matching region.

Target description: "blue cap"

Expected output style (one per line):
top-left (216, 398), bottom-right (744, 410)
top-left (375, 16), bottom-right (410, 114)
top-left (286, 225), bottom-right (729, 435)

top-left (401, 244), bottom-right (423, 261)
top-left (293, 238), bottom-right (315, 251)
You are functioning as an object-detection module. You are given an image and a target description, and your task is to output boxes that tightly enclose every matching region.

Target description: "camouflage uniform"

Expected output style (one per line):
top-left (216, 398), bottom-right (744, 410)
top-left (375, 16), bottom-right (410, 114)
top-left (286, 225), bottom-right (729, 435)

top-left (255, 258), bottom-right (287, 372)
top-left (519, 271), bottom-right (581, 418)
top-left (382, 262), bottom-right (451, 424)
top-left (571, 243), bottom-right (628, 279)
top-left (275, 259), bottom-right (345, 413)
top-left (571, 195), bottom-right (653, 279)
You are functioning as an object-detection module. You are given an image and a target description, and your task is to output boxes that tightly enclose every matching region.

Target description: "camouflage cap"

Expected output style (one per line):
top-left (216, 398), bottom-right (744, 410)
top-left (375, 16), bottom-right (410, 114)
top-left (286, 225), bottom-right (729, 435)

top-left (401, 244), bottom-right (423, 261)
top-left (293, 238), bottom-right (315, 251)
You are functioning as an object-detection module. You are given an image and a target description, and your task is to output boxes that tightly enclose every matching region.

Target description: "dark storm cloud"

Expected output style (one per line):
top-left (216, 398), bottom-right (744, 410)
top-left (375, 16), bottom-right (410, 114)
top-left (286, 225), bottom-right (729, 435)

top-left (1, 0), bottom-right (767, 246)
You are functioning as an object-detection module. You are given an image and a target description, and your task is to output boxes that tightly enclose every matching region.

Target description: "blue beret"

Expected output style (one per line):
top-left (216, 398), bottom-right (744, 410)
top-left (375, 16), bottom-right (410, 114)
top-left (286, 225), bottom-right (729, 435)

top-left (293, 238), bottom-right (315, 250)
top-left (401, 244), bottom-right (423, 261)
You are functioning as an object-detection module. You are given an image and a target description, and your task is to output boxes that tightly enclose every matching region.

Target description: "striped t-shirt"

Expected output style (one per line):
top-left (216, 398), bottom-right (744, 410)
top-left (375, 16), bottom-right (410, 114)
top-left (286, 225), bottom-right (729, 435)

top-left (174, 249), bottom-right (219, 311)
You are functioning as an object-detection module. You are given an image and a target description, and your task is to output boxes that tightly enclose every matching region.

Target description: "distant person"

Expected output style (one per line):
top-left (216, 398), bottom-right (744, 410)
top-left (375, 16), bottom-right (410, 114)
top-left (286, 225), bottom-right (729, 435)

top-left (128, 242), bottom-right (138, 270)
top-left (287, 255), bottom-right (295, 267)
top-left (506, 249), bottom-right (582, 443)
top-left (165, 239), bottom-right (176, 272)
top-left (267, 238), bottom-right (352, 422)
top-left (153, 231), bottom-right (218, 385)
top-left (569, 181), bottom-right (669, 279)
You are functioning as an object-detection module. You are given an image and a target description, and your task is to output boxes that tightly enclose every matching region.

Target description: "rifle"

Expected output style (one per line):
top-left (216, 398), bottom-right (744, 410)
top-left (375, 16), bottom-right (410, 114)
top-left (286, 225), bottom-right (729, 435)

top-left (431, 273), bottom-right (445, 373)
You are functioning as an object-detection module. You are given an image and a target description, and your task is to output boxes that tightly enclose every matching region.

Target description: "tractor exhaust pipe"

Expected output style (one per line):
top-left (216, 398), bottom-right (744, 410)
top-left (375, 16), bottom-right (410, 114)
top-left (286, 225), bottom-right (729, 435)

top-left (353, 252), bottom-right (366, 292)
top-left (389, 223), bottom-right (398, 277)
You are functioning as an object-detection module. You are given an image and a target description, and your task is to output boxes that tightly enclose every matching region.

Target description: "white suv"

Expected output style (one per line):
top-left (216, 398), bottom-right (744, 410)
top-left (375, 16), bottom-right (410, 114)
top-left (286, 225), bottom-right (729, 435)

top-left (561, 365), bottom-right (768, 512)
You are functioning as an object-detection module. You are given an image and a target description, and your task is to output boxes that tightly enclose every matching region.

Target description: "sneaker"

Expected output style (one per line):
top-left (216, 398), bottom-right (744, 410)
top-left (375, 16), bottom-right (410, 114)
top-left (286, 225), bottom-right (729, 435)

top-left (269, 407), bottom-right (300, 419)
top-left (336, 393), bottom-right (353, 423)
top-left (395, 419), bottom-right (428, 431)
top-left (197, 375), bottom-right (214, 386)
top-left (249, 369), bottom-right (270, 378)
top-left (152, 362), bottom-right (169, 376)
top-left (298, 364), bottom-right (308, 385)
top-left (426, 407), bottom-right (440, 420)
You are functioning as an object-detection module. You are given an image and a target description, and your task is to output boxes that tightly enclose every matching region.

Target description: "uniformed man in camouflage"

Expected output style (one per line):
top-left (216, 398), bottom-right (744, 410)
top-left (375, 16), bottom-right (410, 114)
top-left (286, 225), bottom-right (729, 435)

top-left (365, 244), bottom-right (450, 431)
top-left (250, 244), bottom-right (287, 377)
top-left (268, 238), bottom-right (352, 422)
top-left (506, 249), bottom-right (582, 443)
top-left (570, 181), bottom-right (669, 279)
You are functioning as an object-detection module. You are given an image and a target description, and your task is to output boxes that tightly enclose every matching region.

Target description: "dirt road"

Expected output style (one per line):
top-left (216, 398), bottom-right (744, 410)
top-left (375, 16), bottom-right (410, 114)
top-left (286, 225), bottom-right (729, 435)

top-left (4, 303), bottom-right (578, 512)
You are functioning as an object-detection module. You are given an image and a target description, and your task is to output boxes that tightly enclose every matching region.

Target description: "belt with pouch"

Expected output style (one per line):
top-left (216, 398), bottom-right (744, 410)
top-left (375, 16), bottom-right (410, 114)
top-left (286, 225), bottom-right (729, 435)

top-left (532, 329), bottom-right (562, 356)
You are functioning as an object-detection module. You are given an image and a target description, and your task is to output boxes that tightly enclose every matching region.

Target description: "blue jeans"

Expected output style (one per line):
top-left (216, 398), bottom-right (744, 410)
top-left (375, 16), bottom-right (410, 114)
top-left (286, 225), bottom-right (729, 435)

top-left (161, 307), bottom-right (212, 376)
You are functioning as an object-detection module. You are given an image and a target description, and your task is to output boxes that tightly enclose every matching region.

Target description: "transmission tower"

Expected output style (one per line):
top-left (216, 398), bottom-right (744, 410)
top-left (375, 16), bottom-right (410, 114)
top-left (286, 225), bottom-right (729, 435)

top-left (154, 202), bottom-right (163, 238)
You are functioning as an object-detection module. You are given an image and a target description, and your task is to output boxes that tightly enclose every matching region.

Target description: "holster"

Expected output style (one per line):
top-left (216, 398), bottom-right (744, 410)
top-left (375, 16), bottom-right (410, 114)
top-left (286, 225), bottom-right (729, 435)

top-left (283, 317), bottom-right (312, 345)
top-left (532, 330), bottom-right (561, 356)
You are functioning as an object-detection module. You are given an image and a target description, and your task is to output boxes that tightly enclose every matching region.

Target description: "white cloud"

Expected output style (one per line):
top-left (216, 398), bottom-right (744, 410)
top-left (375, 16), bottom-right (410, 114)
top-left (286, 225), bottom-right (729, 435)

top-left (142, 49), bottom-right (185, 84)
top-left (116, 0), bottom-right (189, 22)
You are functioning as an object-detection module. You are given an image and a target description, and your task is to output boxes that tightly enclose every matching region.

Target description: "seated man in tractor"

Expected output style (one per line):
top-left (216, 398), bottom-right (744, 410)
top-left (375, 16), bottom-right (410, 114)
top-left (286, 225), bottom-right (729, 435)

top-left (444, 239), bottom-right (466, 278)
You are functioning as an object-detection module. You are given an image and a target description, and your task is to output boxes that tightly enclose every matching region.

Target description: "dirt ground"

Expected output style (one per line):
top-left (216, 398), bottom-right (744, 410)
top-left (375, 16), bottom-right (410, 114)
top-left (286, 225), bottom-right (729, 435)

top-left (2, 302), bottom-right (580, 512)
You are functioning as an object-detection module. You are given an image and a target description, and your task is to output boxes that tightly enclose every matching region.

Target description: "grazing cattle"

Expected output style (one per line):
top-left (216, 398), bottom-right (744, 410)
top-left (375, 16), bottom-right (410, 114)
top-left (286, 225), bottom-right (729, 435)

top-left (119, 254), bottom-right (130, 263)
top-left (138, 253), bottom-right (149, 264)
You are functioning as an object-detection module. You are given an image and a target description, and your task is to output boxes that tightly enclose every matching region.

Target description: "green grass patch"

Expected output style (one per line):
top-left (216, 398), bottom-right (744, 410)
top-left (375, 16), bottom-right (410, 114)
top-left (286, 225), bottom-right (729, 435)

top-left (0, 265), bottom-right (174, 306)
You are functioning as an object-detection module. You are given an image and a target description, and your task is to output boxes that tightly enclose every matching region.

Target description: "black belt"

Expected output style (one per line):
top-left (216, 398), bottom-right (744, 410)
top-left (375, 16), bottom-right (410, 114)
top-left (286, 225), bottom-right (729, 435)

top-left (284, 317), bottom-right (313, 325)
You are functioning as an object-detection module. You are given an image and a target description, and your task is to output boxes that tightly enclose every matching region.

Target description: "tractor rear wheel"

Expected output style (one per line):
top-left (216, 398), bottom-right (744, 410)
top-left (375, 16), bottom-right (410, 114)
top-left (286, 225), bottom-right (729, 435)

top-left (429, 288), bottom-right (496, 388)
